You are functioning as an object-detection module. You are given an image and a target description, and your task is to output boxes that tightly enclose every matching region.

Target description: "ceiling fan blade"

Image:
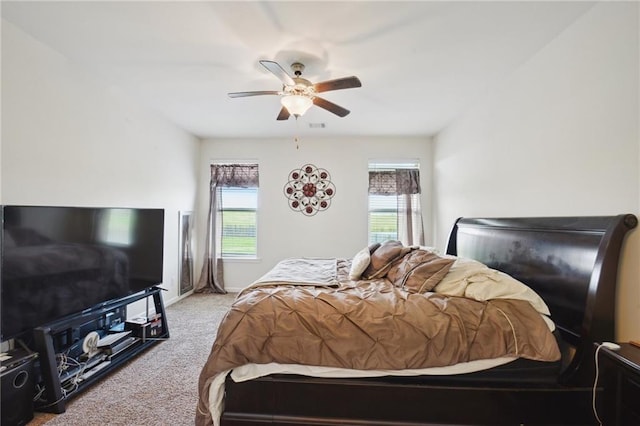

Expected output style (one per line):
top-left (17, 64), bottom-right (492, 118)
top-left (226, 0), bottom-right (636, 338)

top-left (313, 97), bottom-right (350, 117)
top-left (228, 90), bottom-right (281, 98)
top-left (259, 60), bottom-right (295, 86)
top-left (276, 107), bottom-right (291, 121)
top-left (314, 76), bottom-right (362, 93)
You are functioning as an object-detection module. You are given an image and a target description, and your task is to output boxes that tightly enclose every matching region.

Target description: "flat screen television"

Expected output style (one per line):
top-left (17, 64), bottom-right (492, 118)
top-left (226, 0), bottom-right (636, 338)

top-left (1, 205), bottom-right (164, 341)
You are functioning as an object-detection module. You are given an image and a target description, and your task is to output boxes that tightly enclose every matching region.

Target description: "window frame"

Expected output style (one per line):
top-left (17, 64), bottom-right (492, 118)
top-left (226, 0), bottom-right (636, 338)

top-left (368, 193), bottom-right (399, 244)
top-left (219, 186), bottom-right (258, 259)
top-left (210, 161), bottom-right (259, 260)
top-left (367, 160), bottom-right (420, 245)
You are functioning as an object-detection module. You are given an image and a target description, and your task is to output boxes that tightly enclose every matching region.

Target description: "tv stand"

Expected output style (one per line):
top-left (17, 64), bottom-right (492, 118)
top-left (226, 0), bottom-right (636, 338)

top-left (32, 286), bottom-right (169, 413)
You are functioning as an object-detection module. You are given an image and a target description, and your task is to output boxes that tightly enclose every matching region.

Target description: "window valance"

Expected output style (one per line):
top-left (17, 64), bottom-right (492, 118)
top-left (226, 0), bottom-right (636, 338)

top-left (211, 164), bottom-right (259, 188)
top-left (369, 168), bottom-right (421, 195)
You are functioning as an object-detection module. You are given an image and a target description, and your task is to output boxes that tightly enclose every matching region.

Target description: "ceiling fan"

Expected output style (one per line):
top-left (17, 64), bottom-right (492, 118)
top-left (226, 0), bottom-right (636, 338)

top-left (228, 60), bottom-right (362, 120)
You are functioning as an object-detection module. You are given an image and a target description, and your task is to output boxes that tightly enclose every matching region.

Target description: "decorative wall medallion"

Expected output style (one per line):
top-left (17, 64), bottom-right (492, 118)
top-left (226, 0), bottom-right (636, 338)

top-left (284, 164), bottom-right (336, 216)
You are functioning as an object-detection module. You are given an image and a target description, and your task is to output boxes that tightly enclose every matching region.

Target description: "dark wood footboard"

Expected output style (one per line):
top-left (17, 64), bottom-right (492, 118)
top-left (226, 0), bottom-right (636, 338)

top-left (223, 374), bottom-right (597, 425)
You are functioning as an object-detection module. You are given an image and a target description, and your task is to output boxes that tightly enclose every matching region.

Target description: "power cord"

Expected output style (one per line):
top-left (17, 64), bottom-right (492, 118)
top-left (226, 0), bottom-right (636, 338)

top-left (35, 335), bottom-right (168, 407)
top-left (592, 342), bottom-right (621, 425)
top-left (35, 352), bottom-right (91, 407)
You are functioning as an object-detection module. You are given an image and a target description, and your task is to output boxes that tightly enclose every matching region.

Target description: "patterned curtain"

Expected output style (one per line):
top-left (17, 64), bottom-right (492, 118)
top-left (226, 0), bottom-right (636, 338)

top-left (194, 164), bottom-right (259, 293)
top-left (368, 168), bottom-right (424, 246)
top-left (368, 169), bottom-right (421, 195)
top-left (210, 164), bottom-right (259, 188)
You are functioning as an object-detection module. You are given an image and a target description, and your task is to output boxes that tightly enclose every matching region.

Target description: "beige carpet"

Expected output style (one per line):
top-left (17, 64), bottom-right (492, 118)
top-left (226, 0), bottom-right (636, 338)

top-left (29, 292), bottom-right (236, 426)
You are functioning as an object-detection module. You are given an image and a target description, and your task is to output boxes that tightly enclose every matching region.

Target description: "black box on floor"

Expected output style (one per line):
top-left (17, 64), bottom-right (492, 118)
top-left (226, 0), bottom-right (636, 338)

top-left (1, 349), bottom-right (37, 426)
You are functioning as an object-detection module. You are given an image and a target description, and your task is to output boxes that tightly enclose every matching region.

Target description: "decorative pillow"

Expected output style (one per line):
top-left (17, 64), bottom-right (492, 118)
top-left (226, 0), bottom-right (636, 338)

top-left (368, 242), bottom-right (381, 254)
top-left (386, 250), bottom-right (455, 293)
top-left (464, 270), bottom-right (551, 315)
top-left (349, 247), bottom-right (371, 280)
top-left (434, 256), bottom-right (551, 315)
top-left (417, 246), bottom-right (441, 255)
top-left (432, 257), bottom-right (488, 296)
top-left (362, 240), bottom-right (412, 280)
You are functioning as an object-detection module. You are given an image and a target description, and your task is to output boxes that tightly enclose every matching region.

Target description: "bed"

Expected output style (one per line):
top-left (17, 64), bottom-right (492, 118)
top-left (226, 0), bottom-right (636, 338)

top-left (196, 215), bottom-right (637, 425)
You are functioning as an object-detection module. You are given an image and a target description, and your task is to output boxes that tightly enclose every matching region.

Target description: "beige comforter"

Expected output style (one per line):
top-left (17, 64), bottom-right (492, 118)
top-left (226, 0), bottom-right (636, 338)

top-left (196, 258), bottom-right (560, 425)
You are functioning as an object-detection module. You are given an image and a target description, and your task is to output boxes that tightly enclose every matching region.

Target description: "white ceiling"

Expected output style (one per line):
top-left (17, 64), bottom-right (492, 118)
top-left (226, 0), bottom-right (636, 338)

top-left (2, 1), bottom-right (595, 139)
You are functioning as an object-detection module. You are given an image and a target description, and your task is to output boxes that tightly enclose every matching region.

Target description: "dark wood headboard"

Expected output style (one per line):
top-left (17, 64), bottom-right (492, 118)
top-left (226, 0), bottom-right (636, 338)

top-left (446, 215), bottom-right (637, 385)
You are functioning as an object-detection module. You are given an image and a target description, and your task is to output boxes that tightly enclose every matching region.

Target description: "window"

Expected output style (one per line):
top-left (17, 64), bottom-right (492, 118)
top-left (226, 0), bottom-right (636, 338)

top-left (220, 186), bottom-right (258, 257)
top-left (368, 193), bottom-right (399, 244)
top-left (210, 163), bottom-right (259, 259)
top-left (368, 161), bottom-right (424, 246)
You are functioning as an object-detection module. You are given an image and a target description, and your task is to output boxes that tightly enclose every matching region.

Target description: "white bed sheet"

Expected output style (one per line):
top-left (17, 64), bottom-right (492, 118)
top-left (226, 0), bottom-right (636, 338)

top-left (208, 357), bottom-right (517, 426)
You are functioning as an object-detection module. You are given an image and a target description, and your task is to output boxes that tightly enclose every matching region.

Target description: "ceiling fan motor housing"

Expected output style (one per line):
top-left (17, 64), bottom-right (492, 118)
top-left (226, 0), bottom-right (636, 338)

top-left (286, 63), bottom-right (314, 96)
top-left (291, 62), bottom-right (305, 76)
top-left (287, 78), bottom-right (314, 96)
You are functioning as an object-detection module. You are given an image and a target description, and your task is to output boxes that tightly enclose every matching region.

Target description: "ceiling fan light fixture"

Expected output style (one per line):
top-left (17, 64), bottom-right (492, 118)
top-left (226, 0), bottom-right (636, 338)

top-left (230, 60), bottom-right (361, 120)
top-left (281, 94), bottom-right (313, 116)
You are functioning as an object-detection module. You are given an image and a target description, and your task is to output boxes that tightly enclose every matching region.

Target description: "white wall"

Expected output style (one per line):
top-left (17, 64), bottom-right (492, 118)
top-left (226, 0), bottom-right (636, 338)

top-left (197, 136), bottom-right (432, 291)
top-left (433, 3), bottom-right (640, 341)
top-left (1, 20), bottom-right (201, 307)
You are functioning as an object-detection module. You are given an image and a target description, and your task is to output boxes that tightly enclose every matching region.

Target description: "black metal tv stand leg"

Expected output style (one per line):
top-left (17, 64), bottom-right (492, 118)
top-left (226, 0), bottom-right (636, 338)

top-left (33, 326), bottom-right (66, 413)
top-left (151, 287), bottom-right (170, 339)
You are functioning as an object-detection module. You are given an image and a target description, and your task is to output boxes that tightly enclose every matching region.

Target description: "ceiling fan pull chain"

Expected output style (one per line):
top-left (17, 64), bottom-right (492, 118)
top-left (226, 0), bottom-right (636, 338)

top-left (294, 116), bottom-right (300, 150)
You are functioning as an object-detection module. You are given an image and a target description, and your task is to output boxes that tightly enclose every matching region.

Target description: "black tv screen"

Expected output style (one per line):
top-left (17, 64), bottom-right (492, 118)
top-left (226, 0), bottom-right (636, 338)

top-left (1, 205), bottom-right (164, 341)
